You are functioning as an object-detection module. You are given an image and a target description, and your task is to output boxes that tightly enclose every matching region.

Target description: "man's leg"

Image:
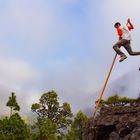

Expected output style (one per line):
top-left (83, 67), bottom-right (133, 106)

top-left (124, 40), bottom-right (140, 56)
top-left (113, 40), bottom-right (127, 62)
top-left (113, 40), bottom-right (126, 56)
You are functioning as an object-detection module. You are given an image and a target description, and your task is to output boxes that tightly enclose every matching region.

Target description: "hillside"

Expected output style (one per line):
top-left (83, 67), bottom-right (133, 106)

top-left (84, 97), bottom-right (140, 140)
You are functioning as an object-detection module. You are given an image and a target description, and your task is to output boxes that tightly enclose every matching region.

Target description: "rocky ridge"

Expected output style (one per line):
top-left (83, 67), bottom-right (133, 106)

top-left (84, 98), bottom-right (140, 140)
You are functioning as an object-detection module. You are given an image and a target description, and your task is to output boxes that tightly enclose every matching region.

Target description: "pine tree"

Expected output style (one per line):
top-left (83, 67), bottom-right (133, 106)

top-left (0, 113), bottom-right (31, 139)
top-left (6, 92), bottom-right (20, 116)
top-left (65, 110), bottom-right (88, 140)
top-left (31, 90), bottom-right (73, 138)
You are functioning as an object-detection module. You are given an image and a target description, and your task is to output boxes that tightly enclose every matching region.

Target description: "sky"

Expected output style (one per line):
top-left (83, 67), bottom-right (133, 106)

top-left (0, 0), bottom-right (140, 117)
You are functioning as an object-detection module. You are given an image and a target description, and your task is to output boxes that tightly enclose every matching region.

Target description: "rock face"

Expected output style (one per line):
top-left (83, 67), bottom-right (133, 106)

top-left (84, 98), bottom-right (140, 140)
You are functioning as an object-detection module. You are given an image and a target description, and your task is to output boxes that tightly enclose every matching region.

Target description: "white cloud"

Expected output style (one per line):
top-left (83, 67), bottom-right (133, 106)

top-left (0, 57), bottom-right (38, 86)
top-left (0, 0), bottom-right (140, 117)
top-left (0, 56), bottom-right (41, 116)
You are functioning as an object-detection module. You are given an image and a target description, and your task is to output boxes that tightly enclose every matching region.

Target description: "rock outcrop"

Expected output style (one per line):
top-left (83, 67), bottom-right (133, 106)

top-left (84, 98), bottom-right (140, 140)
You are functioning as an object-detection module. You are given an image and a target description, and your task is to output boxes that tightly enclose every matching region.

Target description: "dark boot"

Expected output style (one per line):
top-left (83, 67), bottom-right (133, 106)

top-left (119, 55), bottom-right (127, 62)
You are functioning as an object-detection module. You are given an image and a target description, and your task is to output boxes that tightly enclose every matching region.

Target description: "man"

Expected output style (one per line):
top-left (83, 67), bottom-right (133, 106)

top-left (113, 18), bottom-right (140, 62)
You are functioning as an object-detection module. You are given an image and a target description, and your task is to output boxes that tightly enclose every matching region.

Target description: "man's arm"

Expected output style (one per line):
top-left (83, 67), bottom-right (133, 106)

top-left (127, 18), bottom-right (134, 30)
top-left (117, 27), bottom-right (122, 40)
top-left (119, 36), bottom-right (122, 40)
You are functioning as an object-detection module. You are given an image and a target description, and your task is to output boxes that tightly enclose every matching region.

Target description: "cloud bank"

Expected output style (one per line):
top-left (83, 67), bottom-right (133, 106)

top-left (0, 0), bottom-right (140, 117)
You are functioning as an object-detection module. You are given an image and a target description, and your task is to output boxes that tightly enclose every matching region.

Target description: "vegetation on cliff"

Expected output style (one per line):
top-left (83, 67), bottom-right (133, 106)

top-left (1, 92), bottom-right (139, 140)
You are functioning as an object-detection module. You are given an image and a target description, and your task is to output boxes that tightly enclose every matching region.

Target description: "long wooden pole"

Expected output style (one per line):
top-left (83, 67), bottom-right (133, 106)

top-left (93, 53), bottom-right (117, 118)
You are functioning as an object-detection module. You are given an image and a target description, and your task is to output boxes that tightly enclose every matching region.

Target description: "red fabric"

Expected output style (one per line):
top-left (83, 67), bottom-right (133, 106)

top-left (117, 27), bottom-right (122, 37)
top-left (127, 25), bottom-right (133, 30)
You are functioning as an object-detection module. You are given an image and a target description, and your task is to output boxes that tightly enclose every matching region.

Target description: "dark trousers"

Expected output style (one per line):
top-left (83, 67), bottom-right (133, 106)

top-left (113, 39), bottom-right (140, 56)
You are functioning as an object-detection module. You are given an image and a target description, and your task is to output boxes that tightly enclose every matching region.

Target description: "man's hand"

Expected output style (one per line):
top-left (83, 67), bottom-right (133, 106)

top-left (127, 18), bottom-right (134, 29)
top-left (127, 18), bottom-right (131, 24)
